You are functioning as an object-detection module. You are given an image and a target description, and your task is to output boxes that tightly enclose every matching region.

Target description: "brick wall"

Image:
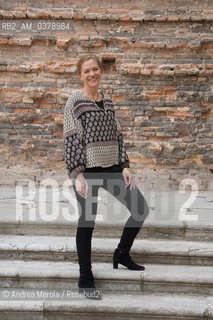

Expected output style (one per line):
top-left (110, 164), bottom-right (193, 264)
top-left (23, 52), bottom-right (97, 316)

top-left (0, 0), bottom-right (213, 190)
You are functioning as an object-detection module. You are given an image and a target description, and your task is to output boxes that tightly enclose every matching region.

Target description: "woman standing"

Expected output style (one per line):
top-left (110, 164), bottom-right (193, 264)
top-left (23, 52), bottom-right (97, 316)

top-left (63, 54), bottom-right (149, 300)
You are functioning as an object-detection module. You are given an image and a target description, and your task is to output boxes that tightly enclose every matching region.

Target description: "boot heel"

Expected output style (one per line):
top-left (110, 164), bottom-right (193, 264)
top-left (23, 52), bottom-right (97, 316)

top-left (113, 260), bottom-right (118, 269)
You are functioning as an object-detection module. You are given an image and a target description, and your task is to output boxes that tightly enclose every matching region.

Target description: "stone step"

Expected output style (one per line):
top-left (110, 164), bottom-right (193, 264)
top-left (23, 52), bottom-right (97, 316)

top-left (0, 235), bottom-right (212, 266)
top-left (1, 187), bottom-right (213, 241)
top-left (0, 293), bottom-right (212, 320)
top-left (1, 220), bottom-right (213, 242)
top-left (0, 260), bottom-right (213, 296)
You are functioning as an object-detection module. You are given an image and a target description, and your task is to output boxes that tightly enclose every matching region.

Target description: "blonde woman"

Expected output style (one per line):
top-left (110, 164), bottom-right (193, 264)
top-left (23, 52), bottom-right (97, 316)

top-left (63, 54), bottom-right (149, 300)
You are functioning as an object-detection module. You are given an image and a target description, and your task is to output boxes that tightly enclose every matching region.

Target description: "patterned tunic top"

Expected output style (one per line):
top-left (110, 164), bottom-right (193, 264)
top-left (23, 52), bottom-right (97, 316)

top-left (63, 89), bottom-right (130, 179)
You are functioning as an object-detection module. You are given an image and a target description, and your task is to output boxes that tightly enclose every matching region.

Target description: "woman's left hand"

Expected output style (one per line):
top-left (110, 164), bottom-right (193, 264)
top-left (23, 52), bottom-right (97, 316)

top-left (122, 168), bottom-right (136, 191)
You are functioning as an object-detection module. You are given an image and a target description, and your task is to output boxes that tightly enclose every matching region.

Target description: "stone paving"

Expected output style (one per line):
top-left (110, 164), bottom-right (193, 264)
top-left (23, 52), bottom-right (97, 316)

top-left (0, 185), bottom-right (212, 319)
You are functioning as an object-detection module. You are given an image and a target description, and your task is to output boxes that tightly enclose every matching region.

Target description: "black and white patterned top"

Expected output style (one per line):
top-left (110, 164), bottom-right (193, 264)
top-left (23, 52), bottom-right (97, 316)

top-left (63, 89), bottom-right (130, 179)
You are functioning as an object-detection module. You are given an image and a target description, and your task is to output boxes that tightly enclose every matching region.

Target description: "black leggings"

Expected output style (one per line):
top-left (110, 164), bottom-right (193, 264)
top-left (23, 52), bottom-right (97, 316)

top-left (73, 165), bottom-right (149, 273)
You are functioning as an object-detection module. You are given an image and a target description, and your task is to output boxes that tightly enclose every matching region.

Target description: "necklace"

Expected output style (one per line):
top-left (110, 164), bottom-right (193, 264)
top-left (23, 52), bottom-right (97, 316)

top-left (81, 90), bottom-right (102, 102)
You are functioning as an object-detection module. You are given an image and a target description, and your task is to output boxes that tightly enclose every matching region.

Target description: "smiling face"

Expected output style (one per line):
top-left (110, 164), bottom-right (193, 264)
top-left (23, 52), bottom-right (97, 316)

top-left (80, 59), bottom-right (102, 89)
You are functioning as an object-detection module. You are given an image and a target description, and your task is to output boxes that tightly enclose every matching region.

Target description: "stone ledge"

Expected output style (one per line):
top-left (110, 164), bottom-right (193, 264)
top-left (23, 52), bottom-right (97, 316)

top-left (0, 292), bottom-right (212, 319)
top-left (0, 260), bottom-right (213, 295)
top-left (0, 235), bottom-right (212, 265)
top-left (1, 60), bottom-right (213, 77)
top-left (0, 8), bottom-right (213, 22)
top-left (1, 222), bottom-right (213, 241)
top-left (0, 35), bottom-right (212, 56)
top-left (117, 63), bottom-right (213, 77)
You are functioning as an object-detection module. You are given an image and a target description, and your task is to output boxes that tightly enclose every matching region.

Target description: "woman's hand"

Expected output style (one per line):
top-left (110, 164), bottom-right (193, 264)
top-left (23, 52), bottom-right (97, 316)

top-left (75, 173), bottom-right (88, 199)
top-left (122, 168), bottom-right (136, 191)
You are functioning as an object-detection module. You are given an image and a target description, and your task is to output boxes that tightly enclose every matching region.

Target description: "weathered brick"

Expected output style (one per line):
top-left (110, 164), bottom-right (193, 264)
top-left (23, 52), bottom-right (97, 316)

top-left (66, 0), bottom-right (88, 3)
top-left (1, 11), bottom-right (14, 18)
top-left (0, 1), bottom-right (213, 190)
top-left (72, 13), bottom-right (85, 20)
top-left (56, 40), bottom-right (69, 48)
top-left (0, 39), bottom-right (8, 45)
top-left (167, 15), bottom-right (179, 22)
top-left (155, 16), bottom-right (167, 22)
top-left (108, 9), bottom-right (129, 15)
top-left (18, 39), bottom-right (32, 46)
top-left (13, 11), bottom-right (26, 18)
top-left (14, 7), bottom-right (27, 12)
top-left (84, 8), bottom-right (106, 14)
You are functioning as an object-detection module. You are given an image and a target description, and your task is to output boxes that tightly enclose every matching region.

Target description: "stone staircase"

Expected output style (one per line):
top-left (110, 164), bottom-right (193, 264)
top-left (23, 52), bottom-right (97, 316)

top-left (0, 187), bottom-right (213, 319)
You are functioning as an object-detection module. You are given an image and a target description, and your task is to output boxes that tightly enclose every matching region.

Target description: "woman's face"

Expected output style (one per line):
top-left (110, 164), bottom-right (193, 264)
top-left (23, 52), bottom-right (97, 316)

top-left (80, 59), bottom-right (102, 89)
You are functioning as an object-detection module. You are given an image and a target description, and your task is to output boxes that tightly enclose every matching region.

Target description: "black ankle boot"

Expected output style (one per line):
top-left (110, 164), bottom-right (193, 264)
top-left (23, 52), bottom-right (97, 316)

top-left (113, 248), bottom-right (145, 271)
top-left (78, 272), bottom-right (102, 300)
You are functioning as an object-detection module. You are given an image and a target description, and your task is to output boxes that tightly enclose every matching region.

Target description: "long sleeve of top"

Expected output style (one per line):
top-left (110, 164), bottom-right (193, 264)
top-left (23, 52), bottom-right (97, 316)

top-left (63, 94), bottom-right (86, 179)
top-left (63, 89), bottom-right (130, 180)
